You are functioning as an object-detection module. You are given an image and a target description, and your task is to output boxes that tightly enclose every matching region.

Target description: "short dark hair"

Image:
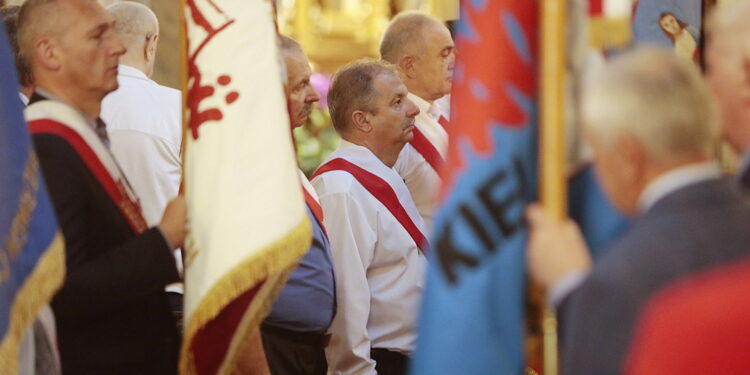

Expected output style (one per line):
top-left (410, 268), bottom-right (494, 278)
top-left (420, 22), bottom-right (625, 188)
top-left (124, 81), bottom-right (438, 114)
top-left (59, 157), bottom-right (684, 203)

top-left (327, 59), bottom-right (400, 135)
top-left (2, 5), bottom-right (32, 87)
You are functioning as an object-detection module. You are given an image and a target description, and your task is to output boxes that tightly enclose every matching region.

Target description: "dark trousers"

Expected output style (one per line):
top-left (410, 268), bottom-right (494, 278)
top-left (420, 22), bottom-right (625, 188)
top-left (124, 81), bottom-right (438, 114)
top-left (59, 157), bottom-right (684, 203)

top-left (260, 324), bottom-right (328, 375)
top-left (371, 348), bottom-right (408, 375)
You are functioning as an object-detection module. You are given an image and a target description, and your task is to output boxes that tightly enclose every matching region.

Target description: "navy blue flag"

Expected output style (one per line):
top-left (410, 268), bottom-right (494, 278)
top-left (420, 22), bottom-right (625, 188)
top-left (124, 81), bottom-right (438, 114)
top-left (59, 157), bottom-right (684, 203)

top-left (410, 1), bottom-right (538, 374)
top-left (0, 23), bottom-right (64, 372)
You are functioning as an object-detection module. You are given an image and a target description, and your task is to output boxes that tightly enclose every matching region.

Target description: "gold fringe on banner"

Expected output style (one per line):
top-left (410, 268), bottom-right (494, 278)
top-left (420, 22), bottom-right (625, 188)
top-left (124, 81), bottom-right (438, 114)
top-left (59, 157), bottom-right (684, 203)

top-left (180, 218), bottom-right (312, 375)
top-left (0, 234), bottom-right (65, 375)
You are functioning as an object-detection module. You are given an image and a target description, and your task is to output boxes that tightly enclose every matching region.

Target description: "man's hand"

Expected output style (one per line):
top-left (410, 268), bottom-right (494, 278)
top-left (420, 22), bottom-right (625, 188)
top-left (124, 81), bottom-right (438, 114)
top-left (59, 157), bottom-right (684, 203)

top-left (526, 203), bottom-right (592, 289)
top-left (159, 196), bottom-right (187, 250)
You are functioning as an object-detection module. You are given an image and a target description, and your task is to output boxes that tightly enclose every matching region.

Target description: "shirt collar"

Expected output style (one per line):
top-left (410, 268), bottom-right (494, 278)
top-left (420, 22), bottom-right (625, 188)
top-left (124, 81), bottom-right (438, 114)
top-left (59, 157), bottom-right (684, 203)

top-left (117, 64), bottom-right (151, 82)
top-left (34, 87), bottom-right (101, 131)
top-left (407, 92), bottom-right (441, 121)
top-left (637, 162), bottom-right (722, 214)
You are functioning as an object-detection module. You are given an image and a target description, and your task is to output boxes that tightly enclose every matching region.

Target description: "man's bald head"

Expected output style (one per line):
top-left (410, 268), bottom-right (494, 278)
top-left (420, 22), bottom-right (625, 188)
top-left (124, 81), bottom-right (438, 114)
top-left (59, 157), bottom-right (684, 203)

top-left (380, 11), bottom-right (455, 102)
top-left (380, 11), bottom-right (444, 63)
top-left (706, 0), bottom-right (750, 153)
top-left (17, 0), bottom-right (69, 72)
top-left (107, 1), bottom-right (158, 76)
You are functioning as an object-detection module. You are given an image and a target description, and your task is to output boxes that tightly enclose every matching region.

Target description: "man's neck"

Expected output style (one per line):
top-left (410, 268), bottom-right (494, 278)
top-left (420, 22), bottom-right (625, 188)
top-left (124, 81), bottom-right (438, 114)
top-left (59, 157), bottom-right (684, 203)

top-left (343, 136), bottom-right (401, 168)
top-left (35, 83), bottom-right (101, 120)
top-left (636, 155), bottom-right (716, 213)
top-left (119, 54), bottom-right (149, 77)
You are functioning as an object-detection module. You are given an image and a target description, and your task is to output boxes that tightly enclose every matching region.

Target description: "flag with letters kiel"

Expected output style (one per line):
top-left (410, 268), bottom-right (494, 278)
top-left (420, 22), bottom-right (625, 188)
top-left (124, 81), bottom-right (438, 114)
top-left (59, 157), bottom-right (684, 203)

top-left (182, 1), bottom-right (311, 374)
top-left (410, 1), bottom-right (538, 374)
top-left (0, 23), bottom-right (64, 374)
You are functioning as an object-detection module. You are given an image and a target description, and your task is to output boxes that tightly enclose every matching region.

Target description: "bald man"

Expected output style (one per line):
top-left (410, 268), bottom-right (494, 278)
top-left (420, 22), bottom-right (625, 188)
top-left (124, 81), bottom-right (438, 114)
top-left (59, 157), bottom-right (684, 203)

top-left (102, 2), bottom-right (181, 227)
top-left (18, 0), bottom-right (185, 373)
top-left (381, 11), bottom-right (455, 233)
top-left (101, 2), bottom-right (183, 307)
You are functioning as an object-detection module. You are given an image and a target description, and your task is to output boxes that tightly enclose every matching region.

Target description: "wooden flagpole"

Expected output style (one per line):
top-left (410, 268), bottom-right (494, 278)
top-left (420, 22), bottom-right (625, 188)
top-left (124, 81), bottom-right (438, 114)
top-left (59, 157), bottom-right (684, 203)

top-left (539, 0), bottom-right (566, 374)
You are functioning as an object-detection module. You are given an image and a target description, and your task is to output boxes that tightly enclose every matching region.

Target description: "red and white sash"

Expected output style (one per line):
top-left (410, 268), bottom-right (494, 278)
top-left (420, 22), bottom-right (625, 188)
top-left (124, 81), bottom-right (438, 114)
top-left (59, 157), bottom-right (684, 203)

top-left (410, 126), bottom-right (445, 174)
top-left (312, 157), bottom-right (429, 253)
top-left (26, 100), bottom-right (148, 233)
top-left (299, 169), bottom-right (326, 234)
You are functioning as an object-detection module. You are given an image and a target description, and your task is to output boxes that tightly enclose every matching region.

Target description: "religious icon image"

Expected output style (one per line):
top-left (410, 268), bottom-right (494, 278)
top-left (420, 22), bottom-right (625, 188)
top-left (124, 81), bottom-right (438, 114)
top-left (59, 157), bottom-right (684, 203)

top-left (632, 0), bottom-right (702, 62)
top-left (658, 11), bottom-right (698, 61)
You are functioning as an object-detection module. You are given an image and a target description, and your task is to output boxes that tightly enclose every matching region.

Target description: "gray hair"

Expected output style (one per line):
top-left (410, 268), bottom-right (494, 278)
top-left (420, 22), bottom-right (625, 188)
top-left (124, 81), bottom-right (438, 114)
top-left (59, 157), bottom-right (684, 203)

top-left (107, 1), bottom-right (157, 47)
top-left (17, 0), bottom-right (61, 71)
top-left (581, 47), bottom-right (719, 161)
top-left (328, 59), bottom-right (400, 135)
top-left (380, 11), bottom-right (444, 63)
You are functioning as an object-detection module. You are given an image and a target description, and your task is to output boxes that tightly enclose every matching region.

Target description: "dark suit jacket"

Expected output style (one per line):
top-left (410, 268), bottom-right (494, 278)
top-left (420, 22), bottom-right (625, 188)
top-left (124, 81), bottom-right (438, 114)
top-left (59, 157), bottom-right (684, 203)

top-left (559, 178), bottom-right (750, 375)
top-left (31, 101), bottom-right (181, 374)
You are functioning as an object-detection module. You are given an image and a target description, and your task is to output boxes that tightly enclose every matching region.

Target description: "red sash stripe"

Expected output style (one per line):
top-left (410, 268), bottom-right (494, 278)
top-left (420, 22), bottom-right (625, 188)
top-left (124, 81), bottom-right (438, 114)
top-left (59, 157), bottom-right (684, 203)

top-left (28, 119), bottom-right (148, 233)
top-left (438, 115), bottom-right (450, 129)
top-left (302, 187), bottom-right (327, 234)
top-left (409, 126), bottom-right (445, 174)
top-left (312, 158), bottom-right (428, 253)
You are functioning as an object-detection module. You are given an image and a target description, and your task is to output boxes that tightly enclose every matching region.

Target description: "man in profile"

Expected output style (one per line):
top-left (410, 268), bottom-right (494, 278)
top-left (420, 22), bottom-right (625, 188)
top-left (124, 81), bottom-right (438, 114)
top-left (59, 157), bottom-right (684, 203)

top-left (381, 11), bottom-right (455, 233)
top-left (259, 35), bottom-right (336, 375)
top-left (312, 59), bottom-right (426, 375)
top-left (18, 0), bottom-right (186, 373)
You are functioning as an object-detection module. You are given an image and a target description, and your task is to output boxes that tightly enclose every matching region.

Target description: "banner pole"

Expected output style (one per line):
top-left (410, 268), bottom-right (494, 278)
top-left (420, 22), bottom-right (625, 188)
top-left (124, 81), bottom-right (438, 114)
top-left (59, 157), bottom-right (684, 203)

top-left (539, 0), bottom-right (566, 374)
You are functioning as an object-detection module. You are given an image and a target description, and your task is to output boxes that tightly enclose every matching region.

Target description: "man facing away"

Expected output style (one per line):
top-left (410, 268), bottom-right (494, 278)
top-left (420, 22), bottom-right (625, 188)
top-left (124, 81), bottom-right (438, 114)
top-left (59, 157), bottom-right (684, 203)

top-left (18, 0), bottom-right (186, 373)
top-left (526, 47), bottom-right (750, 375)
top-left (259, 35), bottom-right (336, 375)
top-left (380, 11), bottom-right (455, 233)
top-left (311, 60), bottom-right (426, 375)
top-left (101, 0), bottom-right (184, 311)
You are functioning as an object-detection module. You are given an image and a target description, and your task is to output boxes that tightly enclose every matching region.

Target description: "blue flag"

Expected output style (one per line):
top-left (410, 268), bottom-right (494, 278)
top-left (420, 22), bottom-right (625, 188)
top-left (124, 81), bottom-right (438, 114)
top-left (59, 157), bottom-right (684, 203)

top-left (0, 23), bottom-right (64, 372)
top-left (410, 1), bottom-right (538, 374)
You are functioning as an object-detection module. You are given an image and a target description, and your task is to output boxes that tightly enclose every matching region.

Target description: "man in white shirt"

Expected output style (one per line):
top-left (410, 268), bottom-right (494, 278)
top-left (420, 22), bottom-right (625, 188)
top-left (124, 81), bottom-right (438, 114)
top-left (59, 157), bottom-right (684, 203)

top-left (101, 3), bottom-right (183, 301)
top-left (526, 48), bottom-right (750, 375)
top-left (101, 1), bottom-right (181, 227)
top-left (311, 60), bottom-right (426, 375)
top-left (381, 11), bottom-right (455, 233)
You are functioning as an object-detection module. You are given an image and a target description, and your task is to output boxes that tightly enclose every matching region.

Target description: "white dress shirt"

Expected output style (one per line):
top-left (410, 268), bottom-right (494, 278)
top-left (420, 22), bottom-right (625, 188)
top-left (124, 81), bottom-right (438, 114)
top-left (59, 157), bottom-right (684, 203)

top-left (312, 141), bottom-right (428, 375)
top-left (101, 64), bottom-right (182, 225)
top-left (549, 162), bottom-right (722, 307)
top-left (100, 64), bottom-right (183, 280)
top-left (393, 93), bottom-right (449, 234)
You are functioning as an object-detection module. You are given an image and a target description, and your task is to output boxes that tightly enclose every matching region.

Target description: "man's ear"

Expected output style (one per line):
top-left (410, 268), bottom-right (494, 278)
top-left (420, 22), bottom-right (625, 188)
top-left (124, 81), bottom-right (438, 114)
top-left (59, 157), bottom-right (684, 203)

top-left (35, 38), bottom-right (60, 71)
top-left (351, 110), bottom-right (372, 133)
top-left (144, 33), bottom-right (158, 64)
top-left (398, 55), bottom-right (417, 79)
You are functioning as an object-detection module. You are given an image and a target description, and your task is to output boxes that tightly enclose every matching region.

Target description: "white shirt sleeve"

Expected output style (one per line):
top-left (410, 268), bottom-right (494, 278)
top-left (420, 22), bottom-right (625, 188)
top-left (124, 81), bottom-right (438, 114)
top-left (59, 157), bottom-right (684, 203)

top-left (319, 190), bottom-right (378, 375)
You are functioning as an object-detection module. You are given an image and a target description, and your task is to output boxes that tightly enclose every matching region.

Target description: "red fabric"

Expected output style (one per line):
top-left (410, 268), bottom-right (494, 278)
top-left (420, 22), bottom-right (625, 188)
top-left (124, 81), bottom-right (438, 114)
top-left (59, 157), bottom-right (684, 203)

top-left (191, 280), bottom-right (264, 375)
top-left (590, 0), bottom-right (603, 16)
top-left (409, 126), bottom-right (445, 175)
top-left (28, 119), bottom-right (148, 233)
top-left (312, 158), bottom-right (428, 253)
top-left (625, 260), bottom-right (750, 375)
top-left (438, 115), bottom-right (450, 129)
top-left (302, 187), bottom-right (327, 234)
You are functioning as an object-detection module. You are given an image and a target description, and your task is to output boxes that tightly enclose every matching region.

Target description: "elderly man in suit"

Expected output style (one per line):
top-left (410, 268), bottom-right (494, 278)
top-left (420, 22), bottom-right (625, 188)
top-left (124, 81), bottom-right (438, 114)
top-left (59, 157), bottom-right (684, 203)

top-left (526, 47), bottom-right (750, 375)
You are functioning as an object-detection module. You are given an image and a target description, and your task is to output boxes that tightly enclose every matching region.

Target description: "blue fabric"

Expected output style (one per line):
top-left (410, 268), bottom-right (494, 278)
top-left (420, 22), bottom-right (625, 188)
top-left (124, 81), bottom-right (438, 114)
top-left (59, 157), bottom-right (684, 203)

top-left (264, 206), bottom-right (336, 333)
top-left (410, 2), bottom-right (538, 374)
top-left (568, 166), bottom-right (630, 259)
top-left (0, 24), bottom-right (60, 342)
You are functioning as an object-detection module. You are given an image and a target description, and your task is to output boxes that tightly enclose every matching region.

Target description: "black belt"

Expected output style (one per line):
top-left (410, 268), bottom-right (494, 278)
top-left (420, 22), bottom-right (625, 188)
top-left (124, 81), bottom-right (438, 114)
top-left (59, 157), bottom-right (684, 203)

top-left (260, 324), bottom-right (330, 347)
